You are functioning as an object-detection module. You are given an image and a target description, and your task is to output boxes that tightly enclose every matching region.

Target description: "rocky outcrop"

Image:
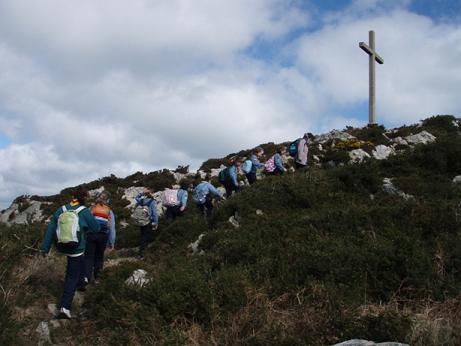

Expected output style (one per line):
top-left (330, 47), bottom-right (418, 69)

top-left (349, 149), bottom-right (370, 163)
top-left (0, 200), bottom-right (48, 225)
top-left (315, 130), bottom-right (356, 144)
top-left (372, 145), bottom-right (395, 160)
top-left (405, 130), bottom-right (436, 145)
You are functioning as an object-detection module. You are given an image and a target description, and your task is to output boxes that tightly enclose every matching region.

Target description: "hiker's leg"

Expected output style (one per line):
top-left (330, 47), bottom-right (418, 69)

top-left (224, 184), bottom-right (233, 197)
top-left (84, 233), bottom-right (97, 282)
top-left (60, 255), bottom-right (83, 310)
top-left (165, 207), bottom-right (173, 221)
top-left (139, 225), bottom-right (149, 256)
top-left (247, 173), bottom-right (257, 185)
top-left (77, 254), bottom-right (86, 289)
top-left (204, 198), bottom-right (213, 218)
top-left (93, 232), bottom-right (108, 280)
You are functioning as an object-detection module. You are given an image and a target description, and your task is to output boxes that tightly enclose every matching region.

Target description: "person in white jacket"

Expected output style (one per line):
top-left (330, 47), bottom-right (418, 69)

top-left (295, 133), bottom-right (310, 169)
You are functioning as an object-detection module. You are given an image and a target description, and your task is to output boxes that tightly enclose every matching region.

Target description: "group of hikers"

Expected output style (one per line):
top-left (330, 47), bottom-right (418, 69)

top-left (39, 133), bottom-right (311, 319)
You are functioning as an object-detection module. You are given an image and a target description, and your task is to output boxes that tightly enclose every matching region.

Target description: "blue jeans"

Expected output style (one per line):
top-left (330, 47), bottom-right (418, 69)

top-left (60, 255), bottom-right (86, 310)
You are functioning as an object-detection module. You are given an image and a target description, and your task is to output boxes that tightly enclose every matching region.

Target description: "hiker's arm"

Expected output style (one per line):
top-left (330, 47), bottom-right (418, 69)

top-left (230, 167), bottom-right (239, 187)
top-left (180, 191), bottom-right (188, 211)
top-left (251, 156), bottom-right (264, 169)
top-left (150, 201), bottom-right (159, 224)
top-left (135, 192), bottom-right (143, 204)
top-left (208, 184), bottom-right (223, 199)
top-left (107, 210), bottom-right (116, 247)
top-left (40, 211), bottom-right (59, 254)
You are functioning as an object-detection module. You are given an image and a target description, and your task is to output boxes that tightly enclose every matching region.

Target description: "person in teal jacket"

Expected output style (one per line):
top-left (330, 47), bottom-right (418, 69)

top-left (40, 187), bottom-right (100, 319)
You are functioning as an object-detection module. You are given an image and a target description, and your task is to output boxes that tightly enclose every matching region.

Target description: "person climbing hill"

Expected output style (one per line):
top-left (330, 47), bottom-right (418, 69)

top-left (193, 178), bottom-right (225, 219)
top-left (133, 188), bottom-right (158, 259)
top-left (246, 147), bottom-right (265, 184)
top-left (219, 158), bottom-right (242, 197)
top-left (84, 191), bottom-right (116, 286)
top-left (40, 187), bottom-right (100, 319)
top-left (163, 181), bottom-right (189, 221)
top-left (295, 133), bottom-right (310, 170)
top-left (265, 147), bottom-right (288, 175)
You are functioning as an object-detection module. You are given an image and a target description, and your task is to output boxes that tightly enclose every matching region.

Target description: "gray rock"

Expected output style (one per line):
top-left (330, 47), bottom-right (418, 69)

top-left (405, 130), bottom-right (436, 145)
top-left (88, 186), bottom-right (105, 198)
top-left (391, 137), bottom-right (408, 146)
top-left (188, 233), bottom-right (205, 255)
top-left (125, 269), bottom-right (150, 287)
top-left (452, 120), bottom-right (459, 128)
top-left (372, 145), bottom-right (395, 160)
top-left (313, 155), bottom-right (320, 162)
top-left (47, 303), bottom-right (57, 316)
top-left (453, 175), bottom-right (461, 184)
top-left (332, 340), bottom-right (409, 346)
top-left (229, 216), bottom-right (240, 228)
top-left (349, 149), bottom-right (370, 163)
top-left (74, 291), bottom-right (85, 308)
top-left (382, 178), bottom-right (413, 200)
top-left (256, 209), bottom-right (263, 216)
top-left (0, 199), bottom-right (48, 225)
top-left (49, 319), bottom-right (61, 329)
top-left (315, 130), bottom-right (356, 144)
top-left (36, 321), bottom-right (52, 346)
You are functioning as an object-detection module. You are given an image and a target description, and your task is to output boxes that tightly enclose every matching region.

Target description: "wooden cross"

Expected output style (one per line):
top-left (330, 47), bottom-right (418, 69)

top-left (359, 30), bottom-right (384, 125)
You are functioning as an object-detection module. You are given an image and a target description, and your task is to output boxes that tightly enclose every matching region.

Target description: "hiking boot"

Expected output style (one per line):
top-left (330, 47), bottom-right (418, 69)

top-left (56, 307), bottom-right (71, 319)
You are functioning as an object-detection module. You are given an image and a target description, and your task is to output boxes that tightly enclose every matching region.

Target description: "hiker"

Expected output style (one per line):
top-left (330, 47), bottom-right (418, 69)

top-left (246, 147), bottom-right (265, 185)
top-left (193, 178), bottom-right (225, 218)
top-left (294, 133), bottom-right (310, 169)
top-left (219, 158), bottom-right (242, 197)
top-left (84, 191), bottom-right (116, 286)
top-left (265, 148), bottom-right (288, 175)
top-left (133, 188), bottom-right (158, 258)
top-left (163, 181), bottom-right (189, 221)
top-left (40, 187), bottom-right (100, 319)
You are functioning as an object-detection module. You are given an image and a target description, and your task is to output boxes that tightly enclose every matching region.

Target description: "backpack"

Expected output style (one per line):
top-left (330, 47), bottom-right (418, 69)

top-left (264, 157), bottom-right (276, 173)
top-left (131, 203), bottom-right (152, 226)
top-left (192, 186), bottom-right (207, 204)
top-left (218, 167), bottom-right (230, 184)
top-left (162, 189), bottom-right (179, 207)
top-left (91, 204), bottom-right (111, 232)
top-left (56, 206), bottom-right (85, 249)
top-left (288, 139), bottom-right (300, 157)
top-left (241, 160), bottom-right (252, 174)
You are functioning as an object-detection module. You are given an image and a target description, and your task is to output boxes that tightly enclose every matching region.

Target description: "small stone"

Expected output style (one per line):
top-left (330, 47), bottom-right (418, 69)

top-left (47, 303), bottom-right (57, 316)
top-left (313, 155), bottom-right (320, 162)
top-left (256, 209), bottom-right (263, 215)
top-left (453, 175), bottom-right (461, 184)
top-left (35, 321), bottom-right (52, 346)
top-left (125, 269), bottom-right (150, 287)
top-left (229, 216), bottom-right (240, 228)
top-left (188, 234), bottom-right (205, 255)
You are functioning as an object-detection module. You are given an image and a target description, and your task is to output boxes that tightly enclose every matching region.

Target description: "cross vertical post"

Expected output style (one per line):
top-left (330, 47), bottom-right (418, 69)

top-left (359, 30), bottom-right (384, 125)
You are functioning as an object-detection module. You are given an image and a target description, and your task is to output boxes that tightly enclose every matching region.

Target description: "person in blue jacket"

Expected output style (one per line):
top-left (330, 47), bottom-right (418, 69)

top-left (223, 158), bottom-right (242, 197)
top-left (246, 147), bottom-right (265, 185)
top-left (135, 188), bottom-right (158, 258)
top-left (164, 181), bottom-right (189, 221)
top-left (84, 191), bottom-right (116, 286)
top-left (193, 179), bottom-right (225, 218)
top-left (268, 148), bottom-right (288, 175)
top-left (40, 187), bottom-right (100, 319)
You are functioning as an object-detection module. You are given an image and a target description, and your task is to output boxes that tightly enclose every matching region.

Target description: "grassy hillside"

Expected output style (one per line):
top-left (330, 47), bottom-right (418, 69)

top-left (1, 115), bottom-right (461, 345)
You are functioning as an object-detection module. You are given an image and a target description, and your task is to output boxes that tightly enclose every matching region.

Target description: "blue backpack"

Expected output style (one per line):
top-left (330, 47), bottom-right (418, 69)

top-left (288, 139), bottom-right (300, 157)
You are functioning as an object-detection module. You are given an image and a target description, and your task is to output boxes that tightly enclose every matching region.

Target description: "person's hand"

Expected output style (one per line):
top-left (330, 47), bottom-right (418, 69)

top-left (107, 245), bottom-right (114, 252)
top-left (180, 206), bottom-right (185, 212)
top-left (152, 223), bottom-right (158, 231)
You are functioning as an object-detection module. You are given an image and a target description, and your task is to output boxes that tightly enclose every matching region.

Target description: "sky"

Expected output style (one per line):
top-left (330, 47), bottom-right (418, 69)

top-left (0, 0), bottom-right (460, 208)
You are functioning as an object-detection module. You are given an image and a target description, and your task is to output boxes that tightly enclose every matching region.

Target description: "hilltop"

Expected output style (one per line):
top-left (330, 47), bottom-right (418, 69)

top-left (1, 115), bottom-right (461, 346)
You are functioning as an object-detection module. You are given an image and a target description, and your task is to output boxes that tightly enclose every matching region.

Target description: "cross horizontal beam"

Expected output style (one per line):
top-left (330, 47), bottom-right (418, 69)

top-left (359, 42), bottom-right (384, 64)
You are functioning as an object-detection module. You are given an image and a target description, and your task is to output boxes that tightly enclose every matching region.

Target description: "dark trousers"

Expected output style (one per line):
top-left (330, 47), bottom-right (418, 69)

top-left (165, 206), bottom-right (182, 221)
top-left (197, 197), bottom-right (213, 218)
top-left (60, 255), bottom-right (86, 310)
top-left (267, 168), bottom-right (284, 176)
top-left (139, 224), bottom-right (153, 256)
top-left (295, 162), bottom-right (307, 170)
top-left (246, 172), bottom-right (257, 185)
top-left (84, 232), bottom-right (109, 282)
top-left (224, 182), bottom-right (239, 197)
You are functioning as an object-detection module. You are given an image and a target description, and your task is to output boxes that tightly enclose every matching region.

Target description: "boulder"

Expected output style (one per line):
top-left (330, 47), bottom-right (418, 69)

top-left (315, 130), bottom-right (356, 144)
top-left (0, 199), bottom-right (47, 225)
top-left (349, 149), bottom-right (370, 163)
top-left (391, 137), bottom-right (408, 146)
top-left (372, 145), bottom-right (395, 160)
top-left (453, 175), bottom-right (461, 184)
top-left (405, 130), bottom-right (436, 145)
top-left (125, 269), bottom-right (150, 287)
